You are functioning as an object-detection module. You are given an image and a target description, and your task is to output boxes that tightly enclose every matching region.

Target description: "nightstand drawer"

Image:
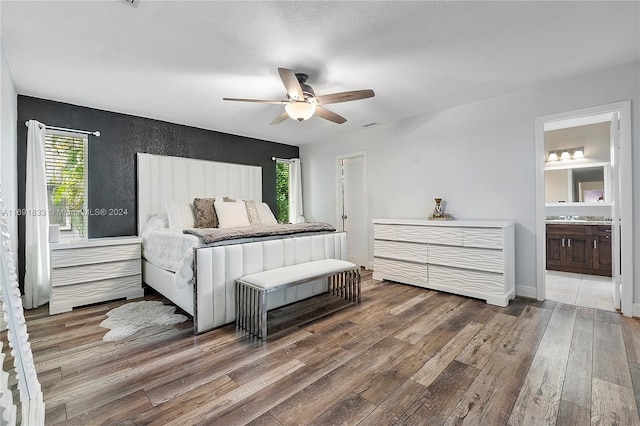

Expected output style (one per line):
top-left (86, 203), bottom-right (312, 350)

top-left (51, 244), bottom-right (140, 268)
top-left (51, 259), bottom-right (140, 287)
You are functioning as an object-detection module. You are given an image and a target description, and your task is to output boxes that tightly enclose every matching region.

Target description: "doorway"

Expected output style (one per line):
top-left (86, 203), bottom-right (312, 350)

top-left (535, 101), bottom-right (633, 316)
top-left (336, 152), bottom-right (368, 268)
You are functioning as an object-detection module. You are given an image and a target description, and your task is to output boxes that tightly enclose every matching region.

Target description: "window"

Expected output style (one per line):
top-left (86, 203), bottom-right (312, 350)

top-left (275, 161), bottom-right (290, 223)
top-left (45, 131), bottom-right (87, 240)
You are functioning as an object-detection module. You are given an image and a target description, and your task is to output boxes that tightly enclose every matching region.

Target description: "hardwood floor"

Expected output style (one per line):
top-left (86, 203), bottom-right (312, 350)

top-left (4, 270), bottom-right (640, 425)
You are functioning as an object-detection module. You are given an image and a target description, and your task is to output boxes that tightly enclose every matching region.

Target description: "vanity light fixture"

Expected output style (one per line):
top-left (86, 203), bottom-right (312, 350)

top-left (546, 146), bottom-right (585, 162)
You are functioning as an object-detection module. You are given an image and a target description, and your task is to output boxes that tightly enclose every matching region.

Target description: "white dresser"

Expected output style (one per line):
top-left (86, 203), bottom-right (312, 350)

top-left (373, 219), bottom-right (515, 306)
top-left (49, 236), bottom-right (144, 314)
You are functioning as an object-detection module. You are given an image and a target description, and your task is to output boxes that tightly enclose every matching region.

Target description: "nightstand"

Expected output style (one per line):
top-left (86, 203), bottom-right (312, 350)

top-left (49, 236), bottom-right (144, 314)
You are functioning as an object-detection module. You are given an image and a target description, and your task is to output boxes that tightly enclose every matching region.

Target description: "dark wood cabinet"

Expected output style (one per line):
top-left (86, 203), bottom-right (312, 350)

top-left (546, 224), bottom-right (611, 277)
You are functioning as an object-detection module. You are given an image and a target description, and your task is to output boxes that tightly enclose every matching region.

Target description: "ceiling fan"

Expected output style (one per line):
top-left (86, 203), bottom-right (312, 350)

top-left (223, 68), bottom-right (375, 125)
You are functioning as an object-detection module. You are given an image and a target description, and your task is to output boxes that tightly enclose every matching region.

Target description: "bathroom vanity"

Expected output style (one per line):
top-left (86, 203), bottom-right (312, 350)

top-left (545, 218), bottom-right (612, 277)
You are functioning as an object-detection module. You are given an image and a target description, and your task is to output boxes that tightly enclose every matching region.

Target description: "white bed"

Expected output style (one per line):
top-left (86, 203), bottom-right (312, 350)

top-left (137, 153), bottom-right (347, 333)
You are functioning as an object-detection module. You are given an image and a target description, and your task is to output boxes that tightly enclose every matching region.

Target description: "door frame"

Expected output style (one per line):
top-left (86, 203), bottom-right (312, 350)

top-left (534, 101), bottom-right (633, 316)
top-left (336, 151), bottom-right (369, 267)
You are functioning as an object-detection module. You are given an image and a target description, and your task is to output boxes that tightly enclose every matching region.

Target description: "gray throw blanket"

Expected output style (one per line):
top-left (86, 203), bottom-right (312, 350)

top-left (183, 222), bottom-right (336, 245)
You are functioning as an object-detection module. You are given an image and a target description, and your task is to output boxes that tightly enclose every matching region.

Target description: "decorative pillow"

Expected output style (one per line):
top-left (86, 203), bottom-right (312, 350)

top-left (193, 198), bottom-right (217, 228)
top-left (214, 198), bottom-right (250, 228)
top-left (244, 200), bottom-right (261, 225)
top-left (256, 202), bottom-right (278, 225)
top-left (165, 202), bottom-right (195, 229)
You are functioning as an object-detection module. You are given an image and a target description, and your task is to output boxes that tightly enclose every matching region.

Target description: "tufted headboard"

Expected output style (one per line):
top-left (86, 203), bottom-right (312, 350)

top-left (136, 153), bottom-right (262, 235)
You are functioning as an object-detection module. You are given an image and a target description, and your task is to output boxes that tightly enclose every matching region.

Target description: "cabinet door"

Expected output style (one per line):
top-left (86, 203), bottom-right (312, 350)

top-left (565, 233), bottom-right (591, 269)
top-left (592, 234), bottom-right (612, 277)
top-left (546, 233), bottom-right (566, 269)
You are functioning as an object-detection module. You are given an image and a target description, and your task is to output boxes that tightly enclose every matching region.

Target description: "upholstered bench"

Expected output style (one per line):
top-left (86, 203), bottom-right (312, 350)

top-left (235, 259), bottom-right (361, 341)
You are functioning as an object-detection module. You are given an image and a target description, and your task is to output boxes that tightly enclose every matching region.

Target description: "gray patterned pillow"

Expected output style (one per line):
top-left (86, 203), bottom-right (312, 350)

top-left (193, 198), bottom-right (217, 228)
top-left (244, 200), bottom-right (261, 225)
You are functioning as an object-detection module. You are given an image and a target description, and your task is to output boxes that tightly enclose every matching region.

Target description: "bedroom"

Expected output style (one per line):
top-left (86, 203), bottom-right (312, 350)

top-left (1, 1), bottom-right (640, 424)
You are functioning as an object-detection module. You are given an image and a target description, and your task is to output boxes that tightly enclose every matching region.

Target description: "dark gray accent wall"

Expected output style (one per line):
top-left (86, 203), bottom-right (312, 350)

top-left (17, 95), bottom-right (299, 287)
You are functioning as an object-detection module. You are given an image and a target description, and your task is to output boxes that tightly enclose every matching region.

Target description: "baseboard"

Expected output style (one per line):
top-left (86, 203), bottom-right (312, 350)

top-left (633, 303), bottom-right (640, 318)
top-left (515, 285), bottom-right (537, 299)
top-left (366, 261), bottom-right (374, 271)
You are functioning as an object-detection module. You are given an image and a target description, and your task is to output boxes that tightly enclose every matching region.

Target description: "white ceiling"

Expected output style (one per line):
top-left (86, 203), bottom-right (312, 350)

top-left (2, 1), bottom-right (639, 146)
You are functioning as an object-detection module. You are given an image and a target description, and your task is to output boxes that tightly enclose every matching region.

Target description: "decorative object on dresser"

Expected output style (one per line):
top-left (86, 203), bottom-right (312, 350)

top-left (99, 300), bottom-right (188, 341)
top-left (373, 219), bottom-right (515, 306)
top-left (545, 223), bottom-right (612, 277)
top-left (428, 197), bottom-right (454, 220)
top-left (49, 236), bottom-right (143, 315)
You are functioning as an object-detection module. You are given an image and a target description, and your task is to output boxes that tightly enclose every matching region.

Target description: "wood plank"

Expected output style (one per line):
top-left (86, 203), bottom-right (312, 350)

top-left (207, 346), bottom-right (356, 426)
top-left (444, 347), bottom-right (533, 425)
top-left (593, 311), bottom-right (633, 388)
top-left (60, 389), bottom-right (153, 425)
top-left (622, 316), bottom-right (640, 365)
top-left (307, 393), bottom-right (376, 426)
top-left (591, 377), bottom-right (640, 425)
top-left (269, 336), bottom-right (412, 425)
top-left (360, 379), bottom-right (428, 424)
top-left (412, 322), bottom-right (484, 387)
top-left (163, 359), bottom-right (305, 426)
top-left (499, 305), bottom-right (554, 355)
top-left (560, 307), bottom-right (593, 409)
top-left (508, 304), bottom-right (577, 425)
top-left (630, 362), bottom-right (640, 424)
top-left (401, 360), bottom-right (480, 425)
top-left (557, 400), bottom-right (591, 425)
top-left (455, 312), bottom-right (516, 369)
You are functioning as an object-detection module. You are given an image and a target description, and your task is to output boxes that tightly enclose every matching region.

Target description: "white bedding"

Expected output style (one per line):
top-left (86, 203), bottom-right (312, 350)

top-left (141, 216), bottom-right (200, 288)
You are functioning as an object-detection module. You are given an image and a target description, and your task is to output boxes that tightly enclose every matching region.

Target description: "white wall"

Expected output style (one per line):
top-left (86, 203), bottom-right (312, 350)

top-left (301, 61), bottom-right (639, 300)
top-left (1, 39), bottom-right (18, 258)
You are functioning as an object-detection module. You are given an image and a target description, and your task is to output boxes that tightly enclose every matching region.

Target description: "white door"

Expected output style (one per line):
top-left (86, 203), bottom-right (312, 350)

top-left (610, 113), bottom-right (621, 309)
top-left (338, 154), bottom-right (367, 267)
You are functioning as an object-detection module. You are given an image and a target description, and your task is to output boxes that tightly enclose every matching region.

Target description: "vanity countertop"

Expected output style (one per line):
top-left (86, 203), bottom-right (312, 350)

top-left (545, 216), bottom-right (612, 226)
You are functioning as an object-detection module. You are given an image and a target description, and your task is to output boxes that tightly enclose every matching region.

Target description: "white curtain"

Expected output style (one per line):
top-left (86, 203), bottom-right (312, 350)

top-left (289, 159), bottom-right (305, 224)
top-left (24, 120), bottom-right (50, 309)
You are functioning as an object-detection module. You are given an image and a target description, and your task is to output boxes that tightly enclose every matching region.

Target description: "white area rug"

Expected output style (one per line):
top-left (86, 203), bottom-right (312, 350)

top-left (100, 300), bottom-right (188, 342)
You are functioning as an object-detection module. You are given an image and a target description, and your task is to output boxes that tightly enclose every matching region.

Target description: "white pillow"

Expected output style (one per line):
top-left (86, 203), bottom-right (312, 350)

top-left (214, 198), bottom-right (250, 228)
top-left (256, 202), bottom-right (278, 225)
top-left (165, 202), bottom-right (195, 229)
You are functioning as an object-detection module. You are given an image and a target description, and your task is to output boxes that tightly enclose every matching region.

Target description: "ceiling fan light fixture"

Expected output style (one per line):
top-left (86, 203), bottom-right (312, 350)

top-left (285, 101), bottom-right (316, 121)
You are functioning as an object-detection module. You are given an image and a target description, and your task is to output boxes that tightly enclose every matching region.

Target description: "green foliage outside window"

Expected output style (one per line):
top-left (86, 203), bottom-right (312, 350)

top-left (275, 162), bottom-right (289, 223)
top-left (47, 134), bottom-right (86, 239)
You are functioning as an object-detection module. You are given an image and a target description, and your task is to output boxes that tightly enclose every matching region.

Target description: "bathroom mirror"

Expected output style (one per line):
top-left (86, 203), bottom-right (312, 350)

top-left (544, 162), bottom-right (610, 205)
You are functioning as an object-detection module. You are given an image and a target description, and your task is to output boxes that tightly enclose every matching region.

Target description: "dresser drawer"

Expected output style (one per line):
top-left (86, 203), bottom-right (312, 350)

top-left (428, 264), bottom-right (504, 296)
top-left (429, 245), bottom-right (504, 273)
top-left (396, 225), bottom-right (462, 245)
top-left (374, 258), bottom-right (428, 285)
top-left (462, 227), bottom-right (504, 249)
top-left (373, 224), bottom-right (397, 240)
top-left (374, 240), bottom-right (427, 263)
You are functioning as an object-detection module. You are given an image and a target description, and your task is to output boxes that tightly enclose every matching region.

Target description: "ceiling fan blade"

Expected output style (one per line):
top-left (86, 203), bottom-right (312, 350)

top-left (278, 68), bottom-right (304, 101)
top-left (315, 89), bottom-right (375, 105)
top-left (315, 106), bottom-right (347, 124)
top-left (270, 111), bottom-right (289, 125)
top-left (223, 97), bottom-right (288, 104)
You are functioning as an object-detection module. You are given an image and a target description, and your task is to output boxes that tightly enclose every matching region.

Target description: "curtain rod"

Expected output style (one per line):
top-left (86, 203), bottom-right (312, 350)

top-left (24, 121), bottom-right (100, 137)
top-left (272, 157), bottom-right (299, 163)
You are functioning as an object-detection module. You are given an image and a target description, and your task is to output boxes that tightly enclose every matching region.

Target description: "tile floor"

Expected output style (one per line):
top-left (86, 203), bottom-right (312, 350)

top-left (545, 270), bottom-right (616, 311)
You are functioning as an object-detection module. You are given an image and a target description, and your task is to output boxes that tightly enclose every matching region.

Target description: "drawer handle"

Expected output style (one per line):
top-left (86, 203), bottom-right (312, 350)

top-left (568, 238), bottom-right (571, 248)
top-left (593, 239), bottom-right (597, 250)
top-left (562, 238), bottom-right (565, 247)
